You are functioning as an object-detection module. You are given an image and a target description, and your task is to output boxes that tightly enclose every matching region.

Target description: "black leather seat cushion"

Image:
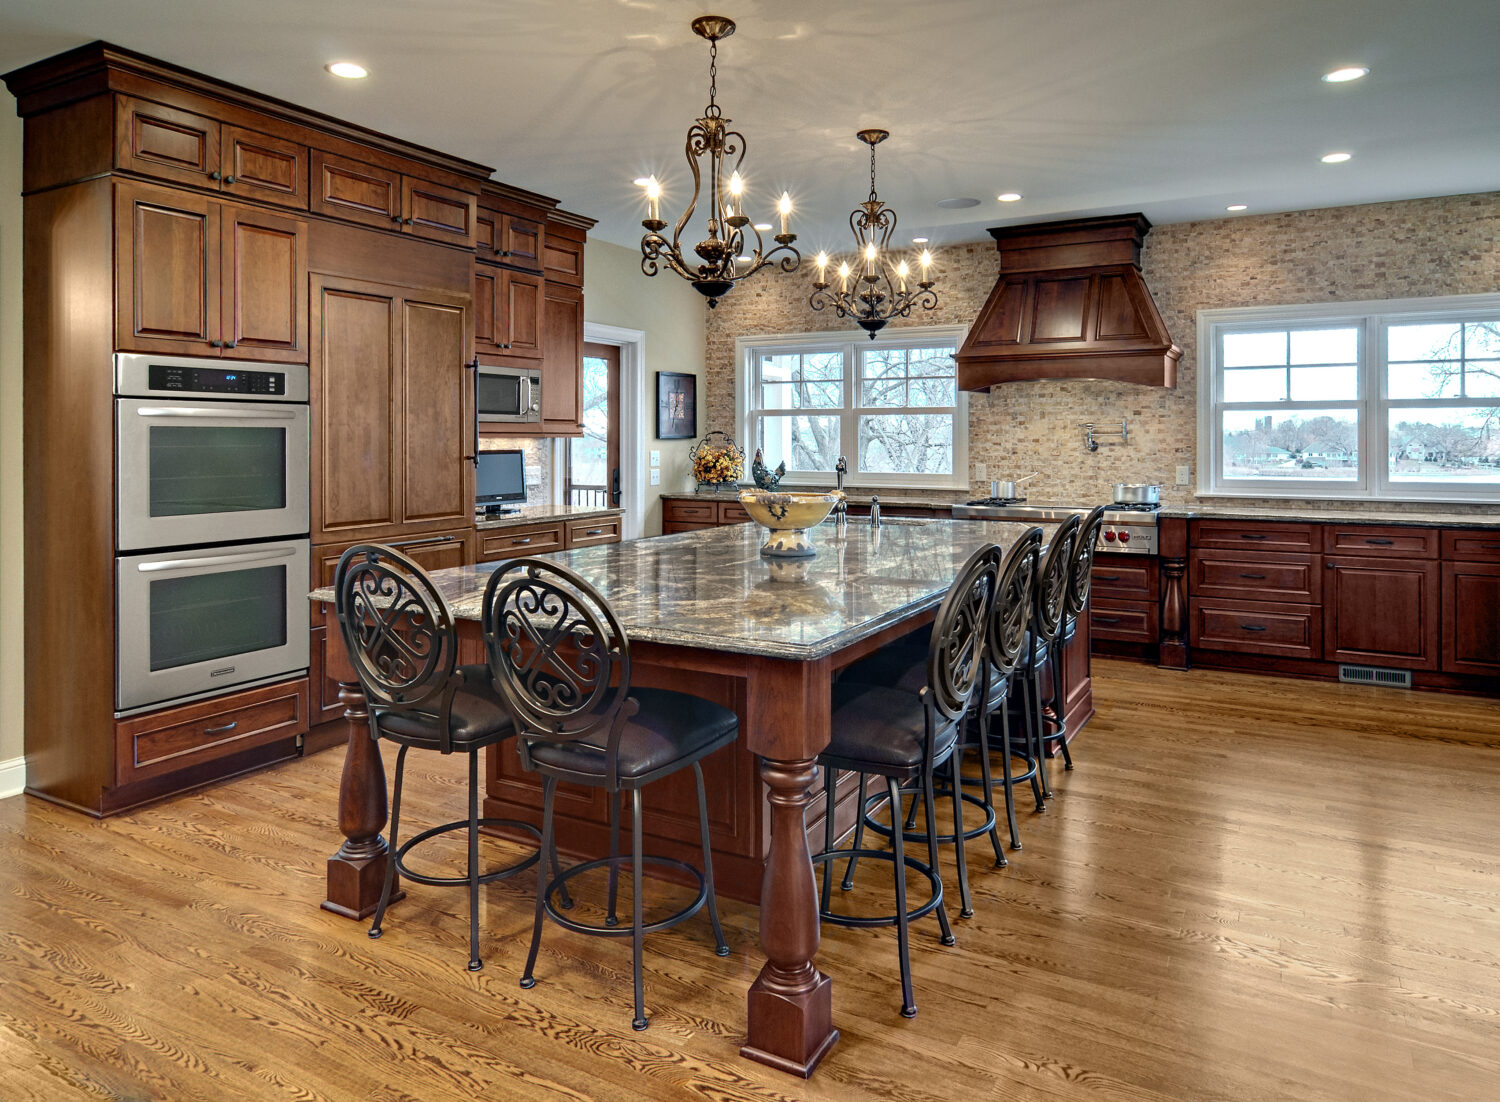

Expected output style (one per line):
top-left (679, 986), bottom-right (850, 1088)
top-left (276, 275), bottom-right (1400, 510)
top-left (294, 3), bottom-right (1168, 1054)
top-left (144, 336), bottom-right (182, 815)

top-left (375, 665), bottom-right (514, 749)
top-left (824, 682), bottom-right (957, 775)
top-left (526, 687), bottom-right (737, 781)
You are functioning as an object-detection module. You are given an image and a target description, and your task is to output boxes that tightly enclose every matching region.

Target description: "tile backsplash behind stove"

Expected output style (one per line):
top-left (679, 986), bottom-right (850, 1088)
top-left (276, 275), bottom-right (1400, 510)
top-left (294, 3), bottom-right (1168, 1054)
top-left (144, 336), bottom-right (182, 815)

top-left (702, 189), bottom-right (1500, 515)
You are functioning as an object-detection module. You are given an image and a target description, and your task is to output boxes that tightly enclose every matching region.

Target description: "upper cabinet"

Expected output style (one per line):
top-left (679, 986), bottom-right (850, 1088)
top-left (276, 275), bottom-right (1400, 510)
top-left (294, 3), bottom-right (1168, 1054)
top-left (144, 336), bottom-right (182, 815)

top-left (116, 95), bottom-right (309, 210)
top-left (115, 179), bottom-right (308, 362)
top-left (477, 207), bottom-right (545, 270)
top-left (311, 150), bottom-right (476, 247)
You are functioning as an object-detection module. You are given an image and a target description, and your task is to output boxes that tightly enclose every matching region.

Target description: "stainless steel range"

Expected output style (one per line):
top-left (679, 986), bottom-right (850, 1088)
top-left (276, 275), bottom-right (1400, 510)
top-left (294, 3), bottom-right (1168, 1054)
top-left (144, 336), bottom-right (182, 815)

top-left (951, 498), bottom-right (1160, 555)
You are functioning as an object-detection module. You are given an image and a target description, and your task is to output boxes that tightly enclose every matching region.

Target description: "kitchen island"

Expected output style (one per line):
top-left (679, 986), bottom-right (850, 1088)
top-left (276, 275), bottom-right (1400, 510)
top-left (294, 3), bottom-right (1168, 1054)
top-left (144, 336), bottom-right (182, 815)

top-left (312, 518), bottom-right (1090, 1076)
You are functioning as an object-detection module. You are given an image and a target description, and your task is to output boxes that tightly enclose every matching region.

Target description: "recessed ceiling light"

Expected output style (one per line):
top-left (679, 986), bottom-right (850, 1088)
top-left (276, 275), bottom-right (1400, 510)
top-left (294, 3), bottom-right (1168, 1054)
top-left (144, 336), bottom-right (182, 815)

top-left (753, 222), bottom-right (772, 231)
top-left (632, 176), bottom-right (651, 187)
top-left (1322, 66), bottom-right (1369, 83)
top-left (1321, 151), bottom-right (1352, 163)
top-left (1226, 204), bottom-right (1248, 212)
top-left (326, 61), bottom-right (368, 79)
top-left (936, 197), bottom-right (981, 210)
top-left (997, 192), bottom-right (1023, 202)
top-left (912, 237), bottom-right (929, 244)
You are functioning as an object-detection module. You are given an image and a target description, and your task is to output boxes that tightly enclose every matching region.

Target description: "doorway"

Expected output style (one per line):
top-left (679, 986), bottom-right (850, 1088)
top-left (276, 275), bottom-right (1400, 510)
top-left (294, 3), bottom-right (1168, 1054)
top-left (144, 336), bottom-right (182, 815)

top-left (566, 342), bottom-right (620, 509)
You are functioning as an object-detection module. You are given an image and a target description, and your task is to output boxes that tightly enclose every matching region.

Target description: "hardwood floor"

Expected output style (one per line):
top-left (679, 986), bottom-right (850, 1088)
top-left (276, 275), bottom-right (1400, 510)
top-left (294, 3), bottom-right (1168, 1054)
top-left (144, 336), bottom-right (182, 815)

top-left (2, 660), bottom-right (1498, 1101)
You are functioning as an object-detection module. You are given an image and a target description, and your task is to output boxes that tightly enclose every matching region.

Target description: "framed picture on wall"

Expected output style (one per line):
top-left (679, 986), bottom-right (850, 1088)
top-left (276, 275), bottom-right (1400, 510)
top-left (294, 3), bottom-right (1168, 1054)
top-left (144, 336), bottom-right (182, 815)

top-left (656, 371), bottom-right (697, 439)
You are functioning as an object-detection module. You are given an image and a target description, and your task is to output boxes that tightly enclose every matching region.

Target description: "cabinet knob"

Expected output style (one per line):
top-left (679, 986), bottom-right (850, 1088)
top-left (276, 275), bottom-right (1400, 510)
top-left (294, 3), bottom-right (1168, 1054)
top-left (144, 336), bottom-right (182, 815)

top-left (224, 175), bottom-right (236, 185)
top-left (391, 214), bottom-right (403, 223)
top-left (209, 171), bottom-right (222, 181)
top-left (500, 250), bottom-right (510, 257)
top-left (404, 217), bottom-right (413, 226)
top-left (225, 340), bottom-right (237, 349)
top-left (209, 339), bottom-right (223, 348)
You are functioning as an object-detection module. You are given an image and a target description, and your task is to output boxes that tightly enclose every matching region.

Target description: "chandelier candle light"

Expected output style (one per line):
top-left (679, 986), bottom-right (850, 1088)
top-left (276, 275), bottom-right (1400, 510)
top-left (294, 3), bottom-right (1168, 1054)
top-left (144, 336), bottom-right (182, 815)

top-left (810, 129), bottom-right (938, 337)
top-left (638, 16), bottom-right (800, 308)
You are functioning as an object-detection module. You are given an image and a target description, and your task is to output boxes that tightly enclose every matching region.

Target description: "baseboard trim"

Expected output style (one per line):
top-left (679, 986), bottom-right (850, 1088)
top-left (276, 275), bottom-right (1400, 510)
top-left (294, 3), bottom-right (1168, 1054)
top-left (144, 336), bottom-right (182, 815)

top-left (0, 756), bottom-right (25, 799)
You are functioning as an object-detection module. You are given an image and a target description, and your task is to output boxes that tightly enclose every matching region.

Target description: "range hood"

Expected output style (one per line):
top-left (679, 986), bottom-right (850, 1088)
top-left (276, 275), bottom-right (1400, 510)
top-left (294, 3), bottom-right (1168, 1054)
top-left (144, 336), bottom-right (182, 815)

top-left (956, 213), bottom-right (1180, 389)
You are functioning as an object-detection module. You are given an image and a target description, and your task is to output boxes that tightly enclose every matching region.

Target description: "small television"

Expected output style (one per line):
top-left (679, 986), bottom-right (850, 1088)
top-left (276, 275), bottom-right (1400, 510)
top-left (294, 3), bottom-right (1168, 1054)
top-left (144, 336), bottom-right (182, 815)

top-left (475, 450), bottom-right (526, 514)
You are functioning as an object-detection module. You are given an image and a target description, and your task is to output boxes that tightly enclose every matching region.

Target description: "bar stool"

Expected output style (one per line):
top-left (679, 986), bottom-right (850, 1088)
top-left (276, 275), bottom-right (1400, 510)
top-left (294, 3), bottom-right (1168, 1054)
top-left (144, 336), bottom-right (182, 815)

top-left (334, 544), bottom-right (541, 972)
top-left (481, 557), bottom-right (736, 1032)
top-left (1046, 504), bottom-right (1107, 773)
top-left (1017, 514), bottom-right (1080, 803)
top-left (814, 542), bottom-right (1000, 1018)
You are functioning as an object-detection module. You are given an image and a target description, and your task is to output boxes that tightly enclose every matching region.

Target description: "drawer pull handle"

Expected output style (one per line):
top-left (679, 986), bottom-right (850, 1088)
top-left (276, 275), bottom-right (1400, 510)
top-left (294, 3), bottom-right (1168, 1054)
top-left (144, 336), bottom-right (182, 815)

top-left (1239, 624), bottom-right (1267, 632)
top-left (1364, 538), bottom-right (1394, 545)
top-left (1094, 616), bottom-right (1122, 625)
top-left (1095, 574), bottom-right (1121, 582)
top-left (202, 721), bottom-right (239, 736)
top-left (1482, 543), bottom-right (1500, 550)
top-left (583, 528), bottom-right (604, 536)
top-left (388, 535), bottom-right (449, 549)
top-left (1239, 572), bottom-right (1267, 579)
top-left (513, 537), bottom-right (532, 545)
top-left (1239, 534), bottom-right (1269, 540)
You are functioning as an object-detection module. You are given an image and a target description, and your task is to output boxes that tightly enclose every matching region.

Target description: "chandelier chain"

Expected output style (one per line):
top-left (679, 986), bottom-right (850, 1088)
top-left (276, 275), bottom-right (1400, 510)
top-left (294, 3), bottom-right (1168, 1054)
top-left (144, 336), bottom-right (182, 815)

top-left (706, 37), bottom-right (720, 117)
top-left (869, 141), bottom-right (879, 203)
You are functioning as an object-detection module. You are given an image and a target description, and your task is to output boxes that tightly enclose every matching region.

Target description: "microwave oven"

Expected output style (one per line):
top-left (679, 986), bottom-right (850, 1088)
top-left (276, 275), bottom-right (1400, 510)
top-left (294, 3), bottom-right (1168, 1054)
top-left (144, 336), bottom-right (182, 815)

top-left (476, 364), bottom-right (541, 425)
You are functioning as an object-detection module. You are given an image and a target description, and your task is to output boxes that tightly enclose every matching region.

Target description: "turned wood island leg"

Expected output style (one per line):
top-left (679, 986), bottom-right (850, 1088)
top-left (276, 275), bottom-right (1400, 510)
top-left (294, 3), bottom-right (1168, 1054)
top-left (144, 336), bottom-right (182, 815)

top-left (321, 680), bottom-right (402, 919)
top-left (740, 657), bottom-right (839, 1077)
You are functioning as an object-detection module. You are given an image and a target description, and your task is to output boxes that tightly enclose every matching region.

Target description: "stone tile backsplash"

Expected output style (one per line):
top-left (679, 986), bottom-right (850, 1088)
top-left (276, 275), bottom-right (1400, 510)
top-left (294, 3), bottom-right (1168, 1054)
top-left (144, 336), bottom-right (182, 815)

top-left (703, 191), bottom-right (1500, 516)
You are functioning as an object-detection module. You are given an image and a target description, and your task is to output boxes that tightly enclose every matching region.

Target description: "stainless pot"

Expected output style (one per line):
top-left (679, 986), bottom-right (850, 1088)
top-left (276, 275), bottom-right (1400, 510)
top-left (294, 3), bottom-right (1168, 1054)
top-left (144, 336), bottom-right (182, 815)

top-left (989, 472), bottom-right (1038, 499)
top-left (1112, 482), bottom-right (1162, 504)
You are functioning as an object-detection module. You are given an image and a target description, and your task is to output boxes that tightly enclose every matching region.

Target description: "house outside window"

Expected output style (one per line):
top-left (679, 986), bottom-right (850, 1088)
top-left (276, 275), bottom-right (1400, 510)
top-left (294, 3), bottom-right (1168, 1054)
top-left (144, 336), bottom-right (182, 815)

top-left (736, 326), bottom-right (970, 490)
top-left (1197, 293), bottom-right (1500, 503)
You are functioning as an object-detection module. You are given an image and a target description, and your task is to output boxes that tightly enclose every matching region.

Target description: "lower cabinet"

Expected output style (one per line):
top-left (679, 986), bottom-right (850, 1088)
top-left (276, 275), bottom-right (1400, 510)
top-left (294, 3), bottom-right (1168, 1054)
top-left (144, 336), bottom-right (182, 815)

top-left (1090, 554), bottom-right (1159, 645)
top-left (1191, 599), bottom-right (1323, 660)
top-left (477, 521), bottom-right (566, 561)
top-left (1441, 560), bottom-right (1500, 676)
top-left (662, 497), bottom-right (757, 533)
top-left (1323, 555), bottom-right (1440, 670)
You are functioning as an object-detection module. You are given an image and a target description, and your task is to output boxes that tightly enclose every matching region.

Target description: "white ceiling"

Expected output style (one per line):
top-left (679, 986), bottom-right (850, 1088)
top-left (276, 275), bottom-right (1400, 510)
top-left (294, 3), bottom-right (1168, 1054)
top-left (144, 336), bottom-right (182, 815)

top-left (3, 0), bottom-right (1498, 251)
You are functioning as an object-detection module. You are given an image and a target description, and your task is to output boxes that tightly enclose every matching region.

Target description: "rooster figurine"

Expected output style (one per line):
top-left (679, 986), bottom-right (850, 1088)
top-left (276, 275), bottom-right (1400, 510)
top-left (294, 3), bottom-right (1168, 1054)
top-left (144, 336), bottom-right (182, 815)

top-left (751, 448), bottom-right (787, 490)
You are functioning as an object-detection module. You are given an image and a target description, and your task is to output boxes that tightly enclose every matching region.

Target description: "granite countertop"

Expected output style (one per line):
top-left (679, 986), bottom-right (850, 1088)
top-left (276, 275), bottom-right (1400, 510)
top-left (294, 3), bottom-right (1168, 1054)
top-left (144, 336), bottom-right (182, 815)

top-left (660, 489), bottom-right (955, 510)
top-left (310, 519), bottom-right (1043, 660)
top-left (474, 504), bottom-right (623, 530)
top-left (1157, 504), bottom-right (1500, 528)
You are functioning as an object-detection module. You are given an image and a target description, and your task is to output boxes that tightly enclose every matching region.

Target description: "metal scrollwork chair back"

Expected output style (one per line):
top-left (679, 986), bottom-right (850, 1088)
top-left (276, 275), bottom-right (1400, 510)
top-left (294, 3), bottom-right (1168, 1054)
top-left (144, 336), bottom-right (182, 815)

top-left (924, 543), bottom-right (1002, 723)
top-left (988, 527), bottom-right (1044, 680)
top-left (1032, 513), bottom-right (1081, 646)
top-left (1065, 505), bottom-right (1108, 622)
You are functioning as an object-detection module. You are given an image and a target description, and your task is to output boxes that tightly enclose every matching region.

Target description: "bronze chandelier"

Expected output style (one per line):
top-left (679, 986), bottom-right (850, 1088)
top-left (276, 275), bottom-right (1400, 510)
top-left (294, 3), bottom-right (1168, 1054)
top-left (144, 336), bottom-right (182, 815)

top-left (638, 16), bottom-right (799, 308)
top-left (810, 129), bottom-right (938, 337)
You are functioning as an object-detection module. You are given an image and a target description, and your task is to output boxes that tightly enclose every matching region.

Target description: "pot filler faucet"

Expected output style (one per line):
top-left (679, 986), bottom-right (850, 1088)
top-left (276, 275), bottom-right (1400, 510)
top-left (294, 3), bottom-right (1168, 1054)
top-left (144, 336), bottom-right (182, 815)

top-left (834, 455), bottom-right (848, 530)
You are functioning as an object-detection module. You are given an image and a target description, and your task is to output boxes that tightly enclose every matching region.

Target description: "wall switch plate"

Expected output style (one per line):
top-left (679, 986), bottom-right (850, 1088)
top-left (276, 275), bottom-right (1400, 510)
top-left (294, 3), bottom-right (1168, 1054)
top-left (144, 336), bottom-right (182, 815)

top-left (649, 468), bottom-right (661, 485)
top-left (973, 462), bottom-right (986, 480)
top-left (1176, 465), bottom-right (1191, 485)
top-left (649, 450), bottom-right (660, 468)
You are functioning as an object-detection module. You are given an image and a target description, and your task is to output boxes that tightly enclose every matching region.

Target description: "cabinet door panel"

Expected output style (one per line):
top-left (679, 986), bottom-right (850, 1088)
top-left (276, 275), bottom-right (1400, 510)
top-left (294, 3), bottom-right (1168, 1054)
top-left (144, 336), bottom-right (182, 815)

top-left (473, 267), bottom-right (499, 352)
top-left (499, 213), bottom-right (544, 269)
top-left (116, 183), bottom-right (218, 354)
top-left (1441, 562), bottom-right (1500, 675)
top-left (312, 279), bottom-right (400, 540)
top-left (1191, 599), bottom-right (1322, 659)
top-left (222, 126), bottom-right (308, 210)
top-left (543, 234), bottom-right (585, 286)
top-left (401, 297), bottom-right (472, 527)
top-left (310, 151), bottom-right (400, 229)
top-left (115, 96), bottom-right (220, 188)
top-left (541, 283), bottom-right (583, 434)
top-left (1189, 550), bottom-right (1320, 604)
top-left (403, 178), bottom-right (476, 246)
top-left (1324, 557), bottom-right (1440, 670)
top-left (502, 270), bottom-right (546, 359)
top-left (222, 205), bottom-right (308, 363)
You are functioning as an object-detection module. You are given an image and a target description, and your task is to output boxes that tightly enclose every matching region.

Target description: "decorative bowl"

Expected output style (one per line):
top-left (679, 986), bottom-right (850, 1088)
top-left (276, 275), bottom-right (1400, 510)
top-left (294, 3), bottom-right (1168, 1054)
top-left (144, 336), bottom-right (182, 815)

top-left (738, 489), bottom-right (845, 558)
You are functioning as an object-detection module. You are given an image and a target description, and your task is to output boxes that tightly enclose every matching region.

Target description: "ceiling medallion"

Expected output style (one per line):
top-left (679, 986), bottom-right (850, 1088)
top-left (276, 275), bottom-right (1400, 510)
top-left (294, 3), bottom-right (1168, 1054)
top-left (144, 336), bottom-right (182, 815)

top-left (638, 15), bottom-right (799, 308)
top-left (810, 129), bottom-right (937, 337)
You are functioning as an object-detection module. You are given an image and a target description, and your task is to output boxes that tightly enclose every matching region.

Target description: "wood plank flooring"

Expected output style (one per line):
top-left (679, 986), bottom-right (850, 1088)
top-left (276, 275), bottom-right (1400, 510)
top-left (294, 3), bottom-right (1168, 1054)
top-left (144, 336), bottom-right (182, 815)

top-left (2, 660), bottom-right (1498, 1101)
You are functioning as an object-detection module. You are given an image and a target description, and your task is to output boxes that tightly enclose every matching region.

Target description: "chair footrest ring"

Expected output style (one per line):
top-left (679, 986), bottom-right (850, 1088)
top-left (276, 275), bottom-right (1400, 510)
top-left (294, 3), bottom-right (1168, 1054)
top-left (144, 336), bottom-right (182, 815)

top-left (862, 789), bottom-right (997, 846)
top-left (393, 817), bottom-right (541, 888)
top-left (541, 854), bottom-right (708, 938)
top-left (812, 847), bottom-right (944, 927)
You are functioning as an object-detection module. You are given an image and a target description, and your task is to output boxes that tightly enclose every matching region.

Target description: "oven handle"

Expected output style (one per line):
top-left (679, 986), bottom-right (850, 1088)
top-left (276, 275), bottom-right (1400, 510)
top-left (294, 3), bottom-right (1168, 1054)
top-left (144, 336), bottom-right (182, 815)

top-left (137, 547), bottom-right (297, 572)
top-left (136, 406), bottom-right (298, 420)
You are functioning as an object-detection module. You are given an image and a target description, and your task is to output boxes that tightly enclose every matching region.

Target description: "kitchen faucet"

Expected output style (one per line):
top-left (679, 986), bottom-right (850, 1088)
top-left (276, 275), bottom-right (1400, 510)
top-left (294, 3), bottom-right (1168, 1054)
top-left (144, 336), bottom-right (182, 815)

top-left (869, 495), bottom-right (881, 528)
top-left (834, 455), bottom-right (848, 530)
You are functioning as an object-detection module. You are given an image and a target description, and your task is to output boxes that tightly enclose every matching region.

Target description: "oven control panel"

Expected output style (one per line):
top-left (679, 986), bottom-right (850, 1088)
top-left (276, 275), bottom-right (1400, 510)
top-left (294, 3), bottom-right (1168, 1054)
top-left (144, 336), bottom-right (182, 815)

top-left (148, 364), bottom-right (285, 396)
top-left (1100, 523), bottom-right (1158, 555)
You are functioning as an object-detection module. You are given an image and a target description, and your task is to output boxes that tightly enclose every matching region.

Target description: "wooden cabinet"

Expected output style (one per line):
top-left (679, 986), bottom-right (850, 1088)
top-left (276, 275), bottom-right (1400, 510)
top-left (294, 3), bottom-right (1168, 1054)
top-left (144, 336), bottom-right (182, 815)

top-left (477, 522), bottom-right (567, 561)
top-left (477, 208), bottom-right (545, 269)
top-left (116, 95), bottom-right (309, 210)
top-left (311, 149), bottom-right (476, 247)
top-left (310, 274), bottom-right (473, 544)
top-left (1189, 550), bottom-right (1321, 604)
top-left (1323, 556), bottom-right (1440, 670)
top-left (473, 266), bottom-right (545, 359)
top-left (540, 282), bottom-right (584, 435)
top-left (543, 230), bottom-right (585, 286)
top-left (1440, 530), bottom-right (1500, 676)
top-left (566, 515), bottom-right (622, 548)
top-left (1091, 601), bottom-right (1158, 644)
top-left (1191, 599), bottom-right (1323, 660)
top-left (662, 497), bottom-right (761, 534)
top-left (1090, 553), bottom-right (1159, 644)
top-left (1190, 519), bottom-right (1319, 554)
top-left (1324, 525), bottom-right (1439, 558)
top-left (115, 180), bottom-right (308, 361)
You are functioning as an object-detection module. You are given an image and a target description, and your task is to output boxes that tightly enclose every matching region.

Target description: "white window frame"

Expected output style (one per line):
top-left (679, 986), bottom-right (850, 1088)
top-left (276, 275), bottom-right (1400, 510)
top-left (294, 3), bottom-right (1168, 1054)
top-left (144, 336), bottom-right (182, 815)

top-left (1197, 292), bottom-right (1500, 504)
top-left (735, 325), bottom-right (970, 491)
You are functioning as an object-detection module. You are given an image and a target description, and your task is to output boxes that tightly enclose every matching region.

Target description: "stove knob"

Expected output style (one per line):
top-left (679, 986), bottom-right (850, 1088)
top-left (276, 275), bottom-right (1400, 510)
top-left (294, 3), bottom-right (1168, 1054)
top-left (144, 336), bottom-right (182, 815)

top-left (1103, 529), bottom-right (1116, 541)
top-left (1117, 530), bottom-right (1131, 543)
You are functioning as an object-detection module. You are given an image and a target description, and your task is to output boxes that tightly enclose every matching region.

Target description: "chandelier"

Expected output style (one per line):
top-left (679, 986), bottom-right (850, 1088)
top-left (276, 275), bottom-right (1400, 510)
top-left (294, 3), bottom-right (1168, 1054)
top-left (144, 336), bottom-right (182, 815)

top-left (638, 16), bottom-right (799, 308)
top-left (810, 129), bottom-right (937, 337)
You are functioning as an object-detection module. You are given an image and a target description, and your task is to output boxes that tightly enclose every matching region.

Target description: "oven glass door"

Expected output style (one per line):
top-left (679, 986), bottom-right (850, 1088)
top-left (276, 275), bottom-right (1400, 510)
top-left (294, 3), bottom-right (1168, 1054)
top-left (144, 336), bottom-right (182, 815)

top-left (116, 540), bottom-right (310, 712)
top-left (116, 398), bottom-right (310, 551)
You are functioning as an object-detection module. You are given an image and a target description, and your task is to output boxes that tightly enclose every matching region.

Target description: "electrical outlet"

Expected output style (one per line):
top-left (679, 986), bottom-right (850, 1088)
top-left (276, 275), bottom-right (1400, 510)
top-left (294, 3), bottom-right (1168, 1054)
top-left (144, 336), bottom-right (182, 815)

top-left (649, 468), bottom-right (661, 486)
top-left (973, 462), bottom-right (986, 480)
top-left (1176, 465), bottom-right (1191, 485)
top-left (649, 450), bottom-right (660, 468)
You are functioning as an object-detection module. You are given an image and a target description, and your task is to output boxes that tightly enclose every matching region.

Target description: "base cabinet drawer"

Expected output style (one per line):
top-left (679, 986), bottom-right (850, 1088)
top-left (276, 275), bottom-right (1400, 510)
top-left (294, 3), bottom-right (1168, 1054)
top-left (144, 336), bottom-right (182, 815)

top-left (1091, 599), bottom-right (1158, 643)
top-left (1191, 520), bottom-right (1319, 554)
top-left (477, 522), bottom-right (565, 561)
top-left (1189, 550), bottom-right (1321, 603)
top-left (311, 528), bottom-right (472, 625)
top-left (663, 521), bottom-right (716, 535)
top-left (1091, 556), bottom-right (1158, 601)
top-left (565, 516), bottom-right (621, 548)
top-left (717, 502), bottom-right (753, 524)
top-left (1191, 600), bottom-right (1323, 660)
top-left (1324, 525), bottom-right (1438, 558)
top-left (116, 677), bottom-right (309, 785)
top-left (663, 500), bottom-right (716, 524)
top-left (1442, 530), bottom-right (1500, 562)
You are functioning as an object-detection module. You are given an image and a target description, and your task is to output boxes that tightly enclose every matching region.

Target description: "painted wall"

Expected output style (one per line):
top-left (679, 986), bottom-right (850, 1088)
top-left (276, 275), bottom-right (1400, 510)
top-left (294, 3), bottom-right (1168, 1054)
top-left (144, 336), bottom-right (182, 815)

top-left (0, 90), bottom-right (23, 780)
top-left (703, 191), bottom-right (1500, 514)
top-left (583, 238), bottom-right (706, 535)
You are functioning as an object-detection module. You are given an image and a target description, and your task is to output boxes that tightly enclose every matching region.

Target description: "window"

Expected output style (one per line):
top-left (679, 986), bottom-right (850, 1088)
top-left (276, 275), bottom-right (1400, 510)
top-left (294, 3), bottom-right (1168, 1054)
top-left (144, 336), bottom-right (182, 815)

top-left (737, 327), bottom-right (969, 489)
top-left (1198, 294), bottom-right (1500, 502)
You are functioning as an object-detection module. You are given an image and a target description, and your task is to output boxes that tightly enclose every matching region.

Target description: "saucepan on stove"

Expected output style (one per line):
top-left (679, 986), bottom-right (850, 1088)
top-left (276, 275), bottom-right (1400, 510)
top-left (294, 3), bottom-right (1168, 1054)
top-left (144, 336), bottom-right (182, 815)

top-left (989, 472), bottom-right (1038, 499)
top-left (1112, 482), bottom-right (1162, 504)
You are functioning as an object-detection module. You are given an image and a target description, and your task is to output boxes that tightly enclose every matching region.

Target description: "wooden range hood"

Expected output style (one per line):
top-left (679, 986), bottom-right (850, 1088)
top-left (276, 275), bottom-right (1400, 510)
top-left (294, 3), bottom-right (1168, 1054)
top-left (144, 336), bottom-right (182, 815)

top-left (956, 213), bottom-right (1180, 389)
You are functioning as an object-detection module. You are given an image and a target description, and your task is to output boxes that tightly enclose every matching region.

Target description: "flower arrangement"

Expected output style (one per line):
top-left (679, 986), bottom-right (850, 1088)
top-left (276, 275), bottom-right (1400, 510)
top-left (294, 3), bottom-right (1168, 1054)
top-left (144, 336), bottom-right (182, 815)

top-left (690, 431), bottom-right (745, 487)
